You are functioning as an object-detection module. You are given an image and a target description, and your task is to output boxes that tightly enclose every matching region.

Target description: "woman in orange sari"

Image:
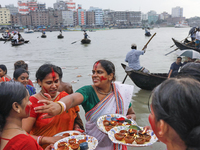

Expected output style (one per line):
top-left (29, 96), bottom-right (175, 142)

top-left (0, 64), bottom-right (11, 82)
top-left (22, 64), bottom-right (83, 148)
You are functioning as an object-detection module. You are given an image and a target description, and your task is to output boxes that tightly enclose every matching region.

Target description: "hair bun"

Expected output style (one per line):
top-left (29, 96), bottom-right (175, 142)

top-left (186, 126), bottom-right (200, 148)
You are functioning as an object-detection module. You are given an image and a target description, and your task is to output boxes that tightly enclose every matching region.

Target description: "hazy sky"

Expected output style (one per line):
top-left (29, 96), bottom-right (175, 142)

top-left (1, 0), bottom-right (199, 18)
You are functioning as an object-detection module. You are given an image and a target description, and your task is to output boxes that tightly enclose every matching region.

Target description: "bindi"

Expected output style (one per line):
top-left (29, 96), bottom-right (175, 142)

top-left (51, 68), bottom-right (56, 81)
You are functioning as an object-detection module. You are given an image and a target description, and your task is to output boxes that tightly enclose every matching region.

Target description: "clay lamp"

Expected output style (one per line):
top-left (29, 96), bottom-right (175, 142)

top-left (138, 127), bottom-right (147, 136)
top-left (72, 132), bottom-right (79, 136)
top-left (105, 125), bottom-right (113, 131)
top-left (110, 121), bottom-right (117, 126)
top-left (119, 130), bottom-right (127, 134)
top-left (117, 117), bottom-right (125, 123)
top-left (68, 139), bottom-right (76, 145)
top-left (103, 120), bottom-right (110, 126)
top-left (135, 137), bottom-right (146, 144)
top-left (57, 146), bottom-right (69, 150)
top-left (114, 133), bottom-right (125, 141)
top-left (58, 142), bottom-right (67, 148)
top-left (124, 135), bottom-right (134, 144)
top-left (70, 143), bottom-right (80, 150)
top-left (141, 134), bottom-right (151, 142)
top-left (128, 129), bottom-right (137, 136)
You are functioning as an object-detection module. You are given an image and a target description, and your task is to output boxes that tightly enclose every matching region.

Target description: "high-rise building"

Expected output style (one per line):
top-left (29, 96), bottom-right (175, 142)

top-left (37, 3), bottom-right (46, 10)
top-left (88, 7), bottom-right (103, 26)
top-left (66, 0), bottom-right (76, 11)
top-left (53, 1), bottom-right (67, 11)
top-left (172, 6), bottom-right (183, 18)
top-left (18, 0), bottom-right (38, 14)
top-left (0, 7), bottom-right (11, 25)
top-left (62, 11), bottom-right (74, 26)
top-left (77, 5), bottom-right (86, 26)
top-left (86, 11), bottom-right (95, 26)
top-left (5, 4), bottom-right (18, 15)
top-left (147, 10), bottom-right (158, 24)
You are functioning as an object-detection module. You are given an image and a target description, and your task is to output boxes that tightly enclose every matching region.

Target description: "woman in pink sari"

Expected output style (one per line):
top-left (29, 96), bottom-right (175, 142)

top-left (34, 60), bottom-right (136, 150)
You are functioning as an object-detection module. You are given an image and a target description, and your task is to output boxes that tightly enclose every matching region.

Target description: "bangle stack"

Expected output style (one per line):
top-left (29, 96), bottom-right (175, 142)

top-left (56, 101), bottom-right (66, 115)
top-left (37, 136), bottom-right (44, 145)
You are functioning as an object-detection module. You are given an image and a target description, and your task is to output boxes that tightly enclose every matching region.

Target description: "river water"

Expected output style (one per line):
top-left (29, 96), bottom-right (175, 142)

top-left (1, 27), bottom-right (190, 149)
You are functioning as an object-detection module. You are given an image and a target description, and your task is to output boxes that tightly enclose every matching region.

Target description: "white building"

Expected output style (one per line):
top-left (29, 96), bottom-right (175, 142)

top-left (88, 7), bottom-right (103, 26)
top-left (62, 11), bottom-right (74, 26)
top-left (142, 13), bottom-right (148, 21)
top-left (172, 6), bottom-right (183, 18)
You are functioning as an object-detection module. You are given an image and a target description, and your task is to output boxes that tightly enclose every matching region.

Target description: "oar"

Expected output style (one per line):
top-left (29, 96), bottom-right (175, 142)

top-left (71, 40), bottom-right (80, 44)
top-left (165, 41), bottom-right (193, 56)
top-left (122, 33), bottom-right (156, 84)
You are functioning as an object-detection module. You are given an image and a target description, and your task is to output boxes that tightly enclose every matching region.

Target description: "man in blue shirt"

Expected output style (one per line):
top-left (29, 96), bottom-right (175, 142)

top-left (168, 57), bottom-right (183, 78)
top-left (125, 43), bottom-right (150, 73)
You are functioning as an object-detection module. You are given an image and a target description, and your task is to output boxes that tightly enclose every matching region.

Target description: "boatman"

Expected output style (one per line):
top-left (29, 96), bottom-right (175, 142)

top-left (125, 43), bottom-right (150, 74)
top-left (168, 57), bottom-right (183, 78)
top-left (83, 31), bottom-right (88, 39)
top-left (195, 28), bottom-right (200, 49)
top-left (12, 31), bottom-right (18, 44)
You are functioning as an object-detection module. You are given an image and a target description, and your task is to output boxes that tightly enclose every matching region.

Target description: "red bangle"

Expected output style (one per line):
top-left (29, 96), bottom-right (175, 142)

top-left (39, 136), bottom-right (44, 145)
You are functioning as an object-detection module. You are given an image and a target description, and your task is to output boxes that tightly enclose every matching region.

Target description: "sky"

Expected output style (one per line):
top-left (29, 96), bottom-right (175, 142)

top-left (1, 0), bottom-right (199, 18)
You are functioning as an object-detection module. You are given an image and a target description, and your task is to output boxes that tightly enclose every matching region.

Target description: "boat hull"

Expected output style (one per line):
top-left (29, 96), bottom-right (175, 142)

top-left (121, 63), bottom-right (167, 90)
top-left (57, 35), bottom-right (64, 39)
top-left (172, 38), bottom-right (200, 52)
top-left (81, 39), bottom-right (91, 44)
top-left (11, 42), bottom-right (24, 46)
top-left (0, 38), bottom-right (11, 41)
top-left (41, 35), bottom-right (47, 38)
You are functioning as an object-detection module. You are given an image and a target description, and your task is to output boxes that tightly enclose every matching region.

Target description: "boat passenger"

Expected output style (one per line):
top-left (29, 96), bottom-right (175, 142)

top-left (34, 60), bottom-right (136, 150)
top-left (195, 28), bottom-right (200, 49)
top-left (0, 64), bottom-right (11, 82)
top-left (83, 31), bottom-right (88, 39)
top-left (14, 60), bottom-right (34, 87)
top-left (18, 32), bottom-right (23, 41)
top-left (22, 64), bottom-right (82, 148)
top-left (149, 78), bottom-right (200, 150)
top-left (125, 43), bottom-right (150, 74)
top-left (168, 57), bottom-right (183, 78)
top-left (13, 68), bottom-right (36, 96)
top-left (12, 31), bottom-right (18, 44)
top-left (0, 81), bottom-right (53, 150)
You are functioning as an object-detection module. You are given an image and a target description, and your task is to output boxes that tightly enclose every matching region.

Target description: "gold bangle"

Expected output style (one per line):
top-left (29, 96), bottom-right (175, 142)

top-left (55, 102), bottom-right (64, 115)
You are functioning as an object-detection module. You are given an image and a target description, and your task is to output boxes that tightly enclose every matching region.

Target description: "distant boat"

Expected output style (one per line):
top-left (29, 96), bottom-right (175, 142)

top-left (175, 21), bottom-right (190, 28)
top-left (24, 29), bottom-right (34, 33)
top-left (81, 39), bottom-right (91, 44)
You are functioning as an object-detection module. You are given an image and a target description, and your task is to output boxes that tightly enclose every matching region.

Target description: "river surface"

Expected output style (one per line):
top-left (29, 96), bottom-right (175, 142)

top-left (1, 27), bottom-right (191, 149)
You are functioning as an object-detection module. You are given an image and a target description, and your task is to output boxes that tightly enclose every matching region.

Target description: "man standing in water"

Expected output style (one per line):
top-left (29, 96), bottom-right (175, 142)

top-left (168, 57), bottom-right (183, 78)
top-left (125, 43), bottom-right (150, 73)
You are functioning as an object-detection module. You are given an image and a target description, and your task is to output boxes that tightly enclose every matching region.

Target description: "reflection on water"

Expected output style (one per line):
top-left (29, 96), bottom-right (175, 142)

top-left (1, 27), bottom-right (190, 150)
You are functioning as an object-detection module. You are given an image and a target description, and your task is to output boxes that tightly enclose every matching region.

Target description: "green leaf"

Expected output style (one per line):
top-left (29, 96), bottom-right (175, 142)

top-left (124, 119), bottom-right (131, 124)
top-left (129, 125), bottom-right (141, 131)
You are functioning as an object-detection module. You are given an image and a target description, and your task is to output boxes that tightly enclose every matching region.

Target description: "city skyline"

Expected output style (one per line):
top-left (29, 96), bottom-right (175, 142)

top-left (1, 0), bottom-right (199, 18)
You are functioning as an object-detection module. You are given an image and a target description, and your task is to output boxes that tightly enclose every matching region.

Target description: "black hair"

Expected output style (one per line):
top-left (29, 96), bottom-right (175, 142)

top-left (36, 64), bottom-right (60, 82)
top-left (14, 60), bottom-right (28, 70)
top-left (151, 78), bottom-right (200, 149)
top-left (131, 46), bottom-right (137, 49)
top-left (56, 66), bottom-right (63, 79)
top-left (177, 56), bottom-right (182, 59)
top-left (94, 60), bottom-right (116, 81)
top-left (13, 68), bottom-right (29, 80)
top-left (177, 62), bottom-right (200, 82)
top-left (0, 64), bottom-right (7, 74)
top-left (0, 81), bottom-right (28, 130)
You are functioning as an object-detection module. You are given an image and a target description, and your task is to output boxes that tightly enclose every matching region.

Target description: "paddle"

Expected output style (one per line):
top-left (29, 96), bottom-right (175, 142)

top-left (165, 41), bottom-right (193, 56)
top-left (71, 40), bottom-right (80, 44)
top-left (122, 33), bottom-right (157, 84)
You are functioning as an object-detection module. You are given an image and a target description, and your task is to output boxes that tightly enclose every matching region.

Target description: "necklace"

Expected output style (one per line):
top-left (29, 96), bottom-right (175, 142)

top-left (96, 86), bottom-right (112, 95)
top-left (39, 91), bottom-right (59, 101)
top-left (3, 128), bottom-right (25, 131)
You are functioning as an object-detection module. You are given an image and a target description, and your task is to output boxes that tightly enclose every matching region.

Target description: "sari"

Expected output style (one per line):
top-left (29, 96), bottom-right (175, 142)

top-left (83, 82), bottom-right (134, 150)
top-left (29, 91), bottom-right (80, 148)
top-left (0, 77), bottom-right (10, 82)
top-left (1, 134), bottom-right (43, 150)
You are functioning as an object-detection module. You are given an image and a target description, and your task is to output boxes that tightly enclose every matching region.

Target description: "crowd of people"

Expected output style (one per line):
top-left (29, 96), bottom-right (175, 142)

top-left (1, 58), bottom-right (200, 150)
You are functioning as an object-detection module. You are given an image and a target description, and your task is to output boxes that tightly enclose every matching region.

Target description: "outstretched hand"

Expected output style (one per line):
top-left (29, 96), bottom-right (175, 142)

top-left (34, 93), bottom-right (62, 119)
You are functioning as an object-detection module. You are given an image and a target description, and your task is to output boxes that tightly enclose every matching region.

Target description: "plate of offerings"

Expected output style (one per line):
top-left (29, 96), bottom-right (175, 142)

top-left (96, 114), bottom-right (137, 134)
top-left (53, 130), bottom-right (82, 137)
top-left (54, 135), bottom-right (98, 150)
top-left (108, 125), bottom-right (158, 147)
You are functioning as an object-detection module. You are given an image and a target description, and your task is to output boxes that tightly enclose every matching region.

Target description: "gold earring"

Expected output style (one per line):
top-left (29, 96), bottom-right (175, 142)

top-left (17, 110), bottom-right (20, 113)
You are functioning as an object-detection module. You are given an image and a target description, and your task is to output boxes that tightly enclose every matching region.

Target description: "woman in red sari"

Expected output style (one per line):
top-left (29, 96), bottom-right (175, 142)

top-left (22, 64), bottom-right (83, 148)
top-left (0, 64), bottom-right (11, 82)
top-left (0, 81), bottom-right (53, 150)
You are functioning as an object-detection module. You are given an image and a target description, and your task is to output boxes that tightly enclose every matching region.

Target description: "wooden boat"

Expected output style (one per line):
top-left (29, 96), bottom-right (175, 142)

top-left (145, 32), bottom-right (151, 37)
top-left (81, 39), bottom-right (91, 44)
top-left (57, 35), bottom-right (64, 39)
top-left (172, 38), bottom-right (200, 52)
top-left (121, 63), bottom-right (167, 90)
top-left (24, 40), bottom-right (29, 43)
top-left (41, 34), bottom-right (46, 38)
top-left (0, 38), bottom-right (11, 41)
top-left (11, 41), bottom-right (24, 46)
